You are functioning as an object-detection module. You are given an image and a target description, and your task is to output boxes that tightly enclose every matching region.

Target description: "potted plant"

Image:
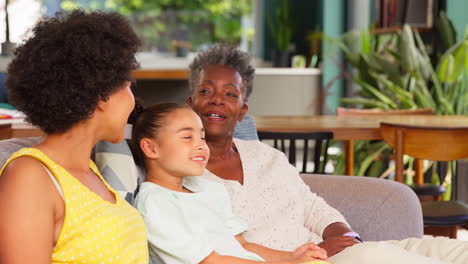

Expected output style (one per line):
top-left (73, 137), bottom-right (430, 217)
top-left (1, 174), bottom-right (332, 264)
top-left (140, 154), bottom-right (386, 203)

top-left (267, 0), bottom-right (293, 67)
top-left (328, 11), bottom-right (466, 199)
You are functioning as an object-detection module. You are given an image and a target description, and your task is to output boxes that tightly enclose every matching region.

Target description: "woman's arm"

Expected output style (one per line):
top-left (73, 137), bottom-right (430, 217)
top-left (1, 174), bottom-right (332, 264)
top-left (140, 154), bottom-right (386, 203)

top-left (322, 222), bottom-right (353, 239)
top-left (318, 222), bottom-right (360, 257)
top-left (0, 157), bottom-right (59, 264)
top-left (288, 164), bottom-right (359, 256)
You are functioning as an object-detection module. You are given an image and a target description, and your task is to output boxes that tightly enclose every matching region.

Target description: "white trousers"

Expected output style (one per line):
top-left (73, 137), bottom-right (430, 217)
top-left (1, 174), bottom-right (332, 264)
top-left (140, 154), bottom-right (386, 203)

top-left (328, 237), bottom-right (468, 264)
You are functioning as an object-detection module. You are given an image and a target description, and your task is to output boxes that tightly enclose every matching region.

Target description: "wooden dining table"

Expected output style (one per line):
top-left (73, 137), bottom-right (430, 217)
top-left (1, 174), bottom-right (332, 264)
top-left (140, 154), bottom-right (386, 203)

top-left (254, 115), bottom-right (468, 175)
top-left (0, 119), bottom-right (43, 140)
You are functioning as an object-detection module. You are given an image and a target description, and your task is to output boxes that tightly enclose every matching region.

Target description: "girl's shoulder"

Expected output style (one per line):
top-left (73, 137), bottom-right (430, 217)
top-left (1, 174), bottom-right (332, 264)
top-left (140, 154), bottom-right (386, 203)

top-left (184, 176), bottom-right (228, 193)
top-left (136, 177), bottom-right (228, 201)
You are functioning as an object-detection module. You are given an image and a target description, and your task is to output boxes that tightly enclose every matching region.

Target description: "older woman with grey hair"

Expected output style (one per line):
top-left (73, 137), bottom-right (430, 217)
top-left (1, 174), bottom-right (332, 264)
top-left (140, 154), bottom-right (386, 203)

top-left (189, 44), bottom-right (259, 140)
top-left (187, 43), bottom-right (357, 254)
top-left (186, 43), bottom-right (468, 264)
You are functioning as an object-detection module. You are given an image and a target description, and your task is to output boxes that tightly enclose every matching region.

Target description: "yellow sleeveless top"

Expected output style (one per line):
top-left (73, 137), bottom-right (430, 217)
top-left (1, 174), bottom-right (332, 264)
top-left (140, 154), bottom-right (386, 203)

top-left (1, 148), bottom-right (149, 264)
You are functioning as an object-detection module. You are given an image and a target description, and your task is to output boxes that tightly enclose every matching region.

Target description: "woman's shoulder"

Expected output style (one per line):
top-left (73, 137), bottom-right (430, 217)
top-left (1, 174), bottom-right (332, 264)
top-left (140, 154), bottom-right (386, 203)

top-left (233, 138), bottom-right (288, 162)
top-left (233, 138), bottom-right (276, 153)
top-left (1, 148), bottom-right (49, 177)
top-left (0, 150), bottom-right (59, 213)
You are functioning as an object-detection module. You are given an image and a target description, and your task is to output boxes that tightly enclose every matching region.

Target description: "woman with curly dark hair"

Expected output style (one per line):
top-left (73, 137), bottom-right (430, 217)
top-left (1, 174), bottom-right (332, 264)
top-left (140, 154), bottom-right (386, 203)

top-left (0, 10), bottom-right (149, 263)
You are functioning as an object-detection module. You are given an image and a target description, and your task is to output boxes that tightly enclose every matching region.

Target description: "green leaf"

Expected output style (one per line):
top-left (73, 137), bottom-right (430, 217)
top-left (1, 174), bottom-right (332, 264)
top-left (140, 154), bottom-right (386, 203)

top-left (354, 79), bottom-right (398, 108)
top-left (414, 31), bottom-right (450, 112)
top-left (438, 54), bottom-right (454, 83)
top-left (370, 72), bottom-right (417, 109)
top-left (356, 143), bottom-right (388, 176)
top-left (435, 11), bottom-right (457, 51)
top-left (356, 55), bottom-right (379, 88)
top-left (369, 53), bottom-right (404, 87)
top-left (399, 25), bottom-right (419, 72)
top-left (340, 98), bottom-right (392, 109)
top-left (360, 30), bottom-right (371, 54)
top-left (413, 89), bottom-right (434, 109)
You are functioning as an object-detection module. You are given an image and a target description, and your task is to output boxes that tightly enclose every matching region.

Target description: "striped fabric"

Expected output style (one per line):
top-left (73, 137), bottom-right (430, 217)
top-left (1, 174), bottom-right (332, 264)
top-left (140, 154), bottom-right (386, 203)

top-left (233, 115), bottom-right (259, 141)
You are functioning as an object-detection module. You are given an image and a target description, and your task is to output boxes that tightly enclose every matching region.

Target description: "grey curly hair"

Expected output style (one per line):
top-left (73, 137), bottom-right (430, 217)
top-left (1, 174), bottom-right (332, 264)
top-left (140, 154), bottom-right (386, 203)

top-left (188, 43), bottom-right (255, 102)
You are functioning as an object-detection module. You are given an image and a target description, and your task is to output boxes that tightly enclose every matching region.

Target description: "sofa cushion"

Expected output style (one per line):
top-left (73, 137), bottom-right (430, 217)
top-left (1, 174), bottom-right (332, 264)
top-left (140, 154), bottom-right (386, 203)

top-left (233, 115), bottom-right (258, 140)
top-left (94, 140), bottom-right (143, 204)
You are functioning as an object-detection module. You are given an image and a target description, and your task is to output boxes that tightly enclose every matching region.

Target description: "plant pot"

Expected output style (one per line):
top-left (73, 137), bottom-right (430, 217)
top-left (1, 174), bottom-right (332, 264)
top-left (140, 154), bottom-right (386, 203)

top-left (271, 50), bottom-right (290, 67)
top-left (175, 46), bottom-right (188, 57)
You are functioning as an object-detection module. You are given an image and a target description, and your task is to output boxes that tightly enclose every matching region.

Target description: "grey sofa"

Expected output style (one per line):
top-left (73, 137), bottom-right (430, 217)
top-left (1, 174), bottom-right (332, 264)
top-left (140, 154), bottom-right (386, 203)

top-left (0, 137), bottom-right (424, 242)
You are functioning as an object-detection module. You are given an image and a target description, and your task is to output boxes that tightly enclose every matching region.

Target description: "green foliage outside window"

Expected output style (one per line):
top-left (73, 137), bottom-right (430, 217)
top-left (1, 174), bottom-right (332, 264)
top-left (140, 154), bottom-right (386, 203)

top-left (61, 0), bottom-right (252, 51)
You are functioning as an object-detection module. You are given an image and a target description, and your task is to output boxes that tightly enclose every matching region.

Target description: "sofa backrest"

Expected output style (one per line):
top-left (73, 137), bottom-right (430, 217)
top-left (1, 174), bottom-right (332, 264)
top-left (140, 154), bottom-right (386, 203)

top-left (0, 137), bottom-right (43, 166)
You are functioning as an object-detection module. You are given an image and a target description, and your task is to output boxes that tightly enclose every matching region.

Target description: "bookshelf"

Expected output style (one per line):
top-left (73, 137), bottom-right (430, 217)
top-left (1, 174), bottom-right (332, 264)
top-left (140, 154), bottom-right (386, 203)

top-left (373, 0), bottom-right (437, 34)
top-left (371, 25), bottom-right (432, 35)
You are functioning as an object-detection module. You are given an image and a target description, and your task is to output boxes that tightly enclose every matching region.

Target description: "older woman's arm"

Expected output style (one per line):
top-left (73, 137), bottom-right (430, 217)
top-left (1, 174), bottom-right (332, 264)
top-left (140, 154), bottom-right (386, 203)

top-left (287, 165), bottom-right (360, 256)
top-left (319, 222), bottom-right (360, 257)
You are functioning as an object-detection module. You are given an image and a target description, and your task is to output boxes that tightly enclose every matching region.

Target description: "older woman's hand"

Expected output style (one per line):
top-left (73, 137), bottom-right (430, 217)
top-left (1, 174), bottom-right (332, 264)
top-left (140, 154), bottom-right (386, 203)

top-left (318, 236), bottom-right (360, 257)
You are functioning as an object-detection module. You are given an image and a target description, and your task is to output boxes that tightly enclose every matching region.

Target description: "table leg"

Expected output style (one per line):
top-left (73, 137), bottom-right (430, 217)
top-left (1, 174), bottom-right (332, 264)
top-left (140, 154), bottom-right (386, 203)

top-left (345, 140), bottom-right (354, 175)
top-left (395, 130), bottom-right (404, 183)
top-left (414, 158), bottom-right (423, 184)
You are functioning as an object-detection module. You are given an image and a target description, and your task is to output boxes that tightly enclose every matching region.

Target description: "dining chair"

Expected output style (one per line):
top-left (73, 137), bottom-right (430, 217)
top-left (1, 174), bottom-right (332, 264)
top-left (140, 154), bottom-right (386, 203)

top-left (257, 131), bottom-right (333, 174)
top-left (380, 122), bottom-right (468, 238)
top-left (336, 107), bottom-right (434, 176)
top-left (0, 123), bottom-right (12, 140)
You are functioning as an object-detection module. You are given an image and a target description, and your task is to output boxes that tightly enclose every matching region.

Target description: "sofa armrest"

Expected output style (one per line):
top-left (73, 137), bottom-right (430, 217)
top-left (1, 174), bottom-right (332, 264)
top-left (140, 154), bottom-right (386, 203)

top-left (301, 174), bottom-right (423, 241)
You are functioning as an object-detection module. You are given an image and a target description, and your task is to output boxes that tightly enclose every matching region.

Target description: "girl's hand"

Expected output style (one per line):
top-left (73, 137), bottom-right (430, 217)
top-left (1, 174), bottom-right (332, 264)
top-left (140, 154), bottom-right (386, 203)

top-left (292, 243), bottom-right (328, 262)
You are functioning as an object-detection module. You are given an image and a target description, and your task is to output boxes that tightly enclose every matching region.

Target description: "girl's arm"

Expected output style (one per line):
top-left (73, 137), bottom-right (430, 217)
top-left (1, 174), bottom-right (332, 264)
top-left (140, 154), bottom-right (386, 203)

top-left (235, 235), bottom-right (327, 263)
top-left (0, 157), bottom-right (59, 264)
top-left (200, 251), bottom-right (277, 264)
top-left (235, 234), bottom-right (293, 261)
top-left (200, 251), bottom-right (315, 264)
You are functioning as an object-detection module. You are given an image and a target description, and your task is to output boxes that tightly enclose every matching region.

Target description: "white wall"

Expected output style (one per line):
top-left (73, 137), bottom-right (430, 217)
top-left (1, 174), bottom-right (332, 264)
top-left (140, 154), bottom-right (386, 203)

top-left (248, 68), bottom-right (321, 116)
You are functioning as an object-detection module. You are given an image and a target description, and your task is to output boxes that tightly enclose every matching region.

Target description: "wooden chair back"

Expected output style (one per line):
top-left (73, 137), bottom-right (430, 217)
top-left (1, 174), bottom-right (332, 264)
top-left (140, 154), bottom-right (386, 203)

top-left (258, 131), bottom-right (333, 174)
top-left (380, 122), bottom-right (468, 182)
top-left (336, 107), bottom-right (434, 175)
top-left (336, 107), bottom-right (434, 116)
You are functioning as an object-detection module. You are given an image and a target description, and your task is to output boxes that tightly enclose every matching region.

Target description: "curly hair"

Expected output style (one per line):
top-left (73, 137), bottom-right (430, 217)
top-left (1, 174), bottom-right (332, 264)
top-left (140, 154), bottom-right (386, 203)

top-left (188, 43), bottom-right (255, 101)
top-left (6, 10), bottom-right (141, 134)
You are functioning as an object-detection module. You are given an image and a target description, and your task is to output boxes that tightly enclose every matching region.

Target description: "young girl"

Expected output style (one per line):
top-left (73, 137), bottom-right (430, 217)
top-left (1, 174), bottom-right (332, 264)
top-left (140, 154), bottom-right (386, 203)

top-left (130, 102), bottom-right (330, 264)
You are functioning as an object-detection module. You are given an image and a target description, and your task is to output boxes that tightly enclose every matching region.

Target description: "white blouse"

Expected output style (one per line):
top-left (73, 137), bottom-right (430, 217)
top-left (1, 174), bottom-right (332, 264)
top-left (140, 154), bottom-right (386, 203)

top-left (201, 138), bottom-right (349, 251)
